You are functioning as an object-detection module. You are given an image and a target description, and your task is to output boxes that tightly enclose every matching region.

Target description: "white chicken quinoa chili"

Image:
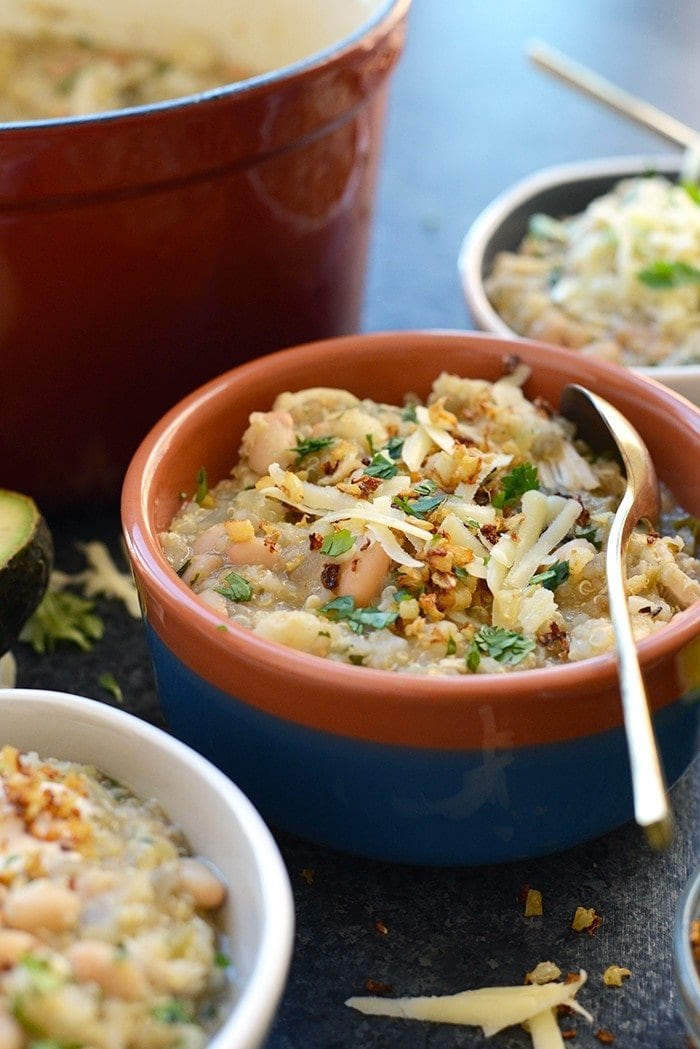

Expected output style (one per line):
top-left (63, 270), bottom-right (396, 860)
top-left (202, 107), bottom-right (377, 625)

top-left (485, 175), bottom-right (700, 368)
top-left (0, 746), bottom-right (229, 1049)
top-left (0, 31), bottom-right (251, 120)
top-left (160, 366), bottom-right (700, 675)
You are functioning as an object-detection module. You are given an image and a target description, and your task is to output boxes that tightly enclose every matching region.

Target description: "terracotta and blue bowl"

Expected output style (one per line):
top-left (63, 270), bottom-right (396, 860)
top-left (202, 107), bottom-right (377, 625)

top-left (121, 330), bottom-right (700, 866)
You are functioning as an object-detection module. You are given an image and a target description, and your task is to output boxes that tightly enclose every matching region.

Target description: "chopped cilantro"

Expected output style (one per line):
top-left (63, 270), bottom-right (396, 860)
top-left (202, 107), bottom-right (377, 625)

top-left (320, 529), bottom-right (355, 557)
top-left (151, 1000), bottom-right (192, 1024)
top-left (19, 591), bottom-right (104, 654)
top-left (348, 654), bottom-right (366, 666)
top-left (681, 180), bottom-right (700, 205)
top-left (385, 435), bottom-right (405, 459)
top-left (393, 587), bottom-right (416, 603)
top-left (55, 70), bottom-right (80, 96)
top-left (214, 571), bottom-right (253, 602)
top-left (317, 595), bottom-right (398, 634)
top-left (637, 260), bottom-right (700, 288)
top-left (176, 558), bottom-right (191, 578)
top-left (445, 635), bottom-right (457, 656)
top-left (574, 525), bottom-right (602, 550)
top-left (291, 435), bottom-right (335, 462)
top-left (392, 492), bottom-right (446, 519)
top-left (24, 1041), bottom-right (77, 1049)
top-left (195, 466), bottom-right (209, 505)
top-left (528, 212), bottom-right (568, 242)
top-left (215, 951), bottom-right (231, 968)
top-left (672, 514), bottom-right (700, 553)
top-left (402, 402), bottom-right (418, 422)
top-left (491, 463), bottom-right (539, 509)
top-left (17, 954), bottom-right (63, 993)
top-left (529, 560), bottom-right (570, 591)
top-left (365, 433), bottom-right (376, 455)
top-left (466, 625), bottom-right (535, 672)
top-left (364, 454), bottom-right (399, 479)
top-left (98, 672), bottom-right (123, 704)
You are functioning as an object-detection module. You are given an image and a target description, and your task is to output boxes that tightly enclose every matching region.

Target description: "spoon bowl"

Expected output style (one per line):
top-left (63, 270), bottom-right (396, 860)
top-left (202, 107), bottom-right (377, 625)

top-left (560, 383), bottom-right (673, 849)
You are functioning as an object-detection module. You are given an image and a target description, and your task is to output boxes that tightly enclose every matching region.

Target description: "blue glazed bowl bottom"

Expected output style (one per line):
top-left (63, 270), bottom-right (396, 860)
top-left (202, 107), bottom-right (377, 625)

top-left (148, 629), bottom-right (699, 866)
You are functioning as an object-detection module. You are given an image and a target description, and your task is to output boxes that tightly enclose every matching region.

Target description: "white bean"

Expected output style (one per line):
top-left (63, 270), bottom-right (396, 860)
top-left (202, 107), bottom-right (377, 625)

top-left (4, 879), bottom-right (81, 933)
top-left (337, 542), bottom-right (391, 607)
top-left (0, 928), bottom-right (36, 966)
top-left (227, 536), bottom-right (278, 569)
top-left (177, 857), bottom-right (226, 909)
top-left (67, 940), bottom-right (146, 1001)
top-left (0, 1013), bottom-right (23, 1049)
top-left (241, 411), bottom-right (296, 475)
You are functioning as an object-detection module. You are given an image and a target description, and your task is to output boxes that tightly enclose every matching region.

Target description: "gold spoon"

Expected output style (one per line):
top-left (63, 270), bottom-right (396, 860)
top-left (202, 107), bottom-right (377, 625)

top-left (527, 39), bottom-right (700, 154)
top-left (560, 384), bottom-right (674, 850)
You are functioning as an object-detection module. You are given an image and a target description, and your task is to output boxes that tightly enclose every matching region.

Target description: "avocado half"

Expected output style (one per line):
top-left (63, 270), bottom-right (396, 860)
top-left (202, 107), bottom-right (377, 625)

top-left (0, 490), bottom-right (53, 656)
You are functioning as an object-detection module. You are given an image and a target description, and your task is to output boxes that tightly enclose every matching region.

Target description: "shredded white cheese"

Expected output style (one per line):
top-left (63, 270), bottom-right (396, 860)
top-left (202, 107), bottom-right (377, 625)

top-left (0, 651), bottom-right (17, 688)
top-left (51, 541), bottom-right (141, 619)
top-left (346, 970), bottom-right (591, 1046)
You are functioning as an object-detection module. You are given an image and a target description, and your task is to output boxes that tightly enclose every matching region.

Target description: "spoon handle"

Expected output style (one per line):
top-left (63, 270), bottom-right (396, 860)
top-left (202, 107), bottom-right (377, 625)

top-left (606, 490), bottom-right (674, 850)
top-left (527, 39), bottom-right (700, 150)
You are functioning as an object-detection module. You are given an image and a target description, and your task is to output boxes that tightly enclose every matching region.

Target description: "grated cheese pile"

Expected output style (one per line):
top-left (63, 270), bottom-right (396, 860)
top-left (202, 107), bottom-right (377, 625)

top-left (486, 174), bottom-right (700, 367)
top-left (160, 366), bottom-right (700, 675)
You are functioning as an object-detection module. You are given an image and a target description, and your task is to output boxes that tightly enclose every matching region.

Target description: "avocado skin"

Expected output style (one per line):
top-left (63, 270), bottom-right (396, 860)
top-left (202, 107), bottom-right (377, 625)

top-left (0, 509), bottom-right (54, 656)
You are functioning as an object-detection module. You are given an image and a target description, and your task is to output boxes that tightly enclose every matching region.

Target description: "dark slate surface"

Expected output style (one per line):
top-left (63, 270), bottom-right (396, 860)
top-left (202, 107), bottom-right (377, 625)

top-left (9, 1), bottom-right (700, 1045)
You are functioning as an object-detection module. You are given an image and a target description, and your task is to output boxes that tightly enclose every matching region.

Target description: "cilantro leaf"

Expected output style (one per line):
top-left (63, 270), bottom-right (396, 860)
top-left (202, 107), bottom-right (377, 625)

top-left (317, 595), bottom-right (398, 634)
top-left (385, 435), bottom-right (405, 459)
top-left (529, 560), bottom-right (570, 591)
top-left (320, 529), bottom-right (355, 557)
top-left (214, 571), bottom-right (253, 602)
top-left (466, 625), bottom-right (535, 672)
top-left (195, 466), bottom-right (209, 505)
top-left (364, 454), bottom-right (399, 480)
top-left (291, 435), bottom-right (335, 462)
top-left (99, 672), bottom-right (124, 703)
top-left (19, 591), bottom-right (104, 654)
top-left (574, 525), bottom-right (602, 551)
top-left (637, 260), bottom-right (700, 288)
top-left (681, 180), bottom-right (700, 205)
top-left (392, 493), bottom-right (446, 518)
top-left (491, 463), bottom-right (539, 509)
top-left (151, 1000), bottom-right (193, 1024)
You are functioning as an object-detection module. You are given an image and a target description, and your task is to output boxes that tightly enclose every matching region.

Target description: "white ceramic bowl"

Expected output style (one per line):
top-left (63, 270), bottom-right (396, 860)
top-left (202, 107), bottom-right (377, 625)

top-left (0, 688), bottom-right (295, 1049)
top-left (458, 154), bottom-right (700, 407)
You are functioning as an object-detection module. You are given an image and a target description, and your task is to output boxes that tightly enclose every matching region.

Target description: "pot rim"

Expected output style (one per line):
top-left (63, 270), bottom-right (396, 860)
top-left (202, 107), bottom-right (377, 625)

top-left (0, 0), bottom-right (411, 131)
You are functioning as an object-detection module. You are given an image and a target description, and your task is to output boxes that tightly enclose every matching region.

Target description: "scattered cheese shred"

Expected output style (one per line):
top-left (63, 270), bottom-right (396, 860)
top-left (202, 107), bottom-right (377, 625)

top-left (0, 652), bottom-right (17, 688)
top-left (51, 541), bottom-right (141, 619)
top-left (345, 970), bottom-right (591, 1043)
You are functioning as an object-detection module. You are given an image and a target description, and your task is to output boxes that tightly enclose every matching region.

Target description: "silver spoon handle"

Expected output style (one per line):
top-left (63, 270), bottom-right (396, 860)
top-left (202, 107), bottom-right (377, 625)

top-left (527, 39), bottom-right (700, 150)
top-left (606, 493), bottom-right (674, 850)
